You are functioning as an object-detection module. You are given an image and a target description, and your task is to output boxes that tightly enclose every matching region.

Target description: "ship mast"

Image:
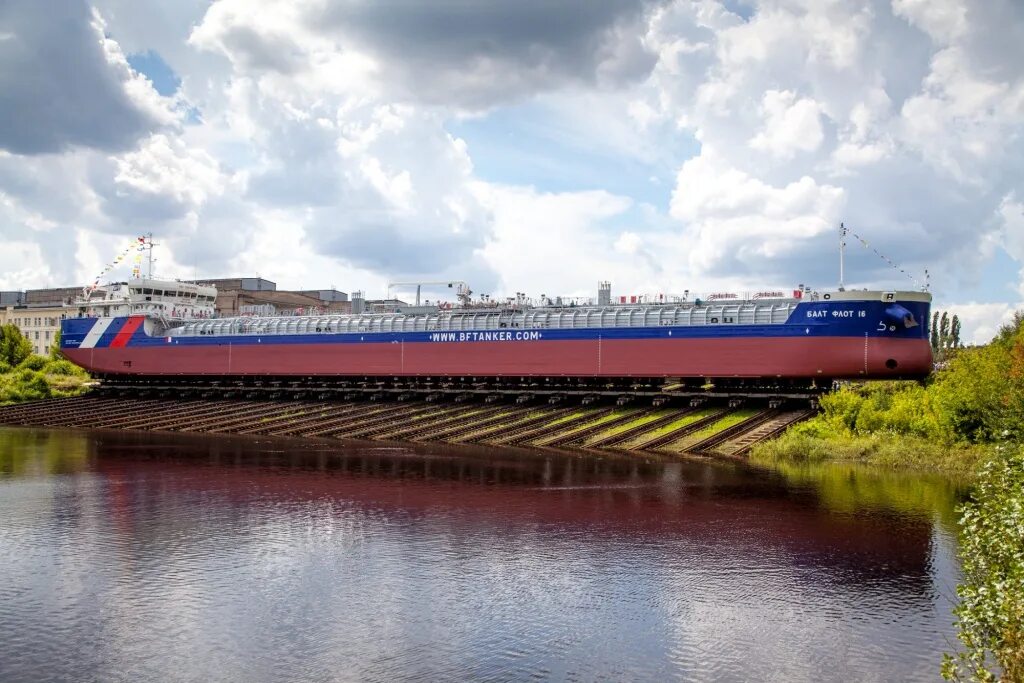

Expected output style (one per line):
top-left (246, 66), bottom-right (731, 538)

top-left (144, 232), bottom-right (158, 279)
top-left (838, 222), bottom-right (847, 292)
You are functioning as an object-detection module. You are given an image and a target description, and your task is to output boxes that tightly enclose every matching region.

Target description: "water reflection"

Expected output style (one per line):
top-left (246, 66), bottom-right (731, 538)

top-left (0, 427), bottom-right (964, 682)
top-left (756, 459), bottom-right (965, 528)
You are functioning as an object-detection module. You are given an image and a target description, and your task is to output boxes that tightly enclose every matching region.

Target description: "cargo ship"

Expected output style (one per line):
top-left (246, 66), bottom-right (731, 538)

top-left (60, 278), bottom-right (932, 384)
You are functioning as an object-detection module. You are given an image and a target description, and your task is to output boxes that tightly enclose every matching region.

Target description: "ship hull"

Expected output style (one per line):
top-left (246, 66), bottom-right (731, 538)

top-left (61, 331), bottom-right (932, 380)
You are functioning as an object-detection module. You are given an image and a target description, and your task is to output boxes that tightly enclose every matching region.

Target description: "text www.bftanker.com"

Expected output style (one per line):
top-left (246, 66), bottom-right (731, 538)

top-left (429, 331), bottom-right (543, 342)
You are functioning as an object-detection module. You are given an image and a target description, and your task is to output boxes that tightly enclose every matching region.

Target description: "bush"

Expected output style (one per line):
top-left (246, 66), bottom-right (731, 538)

top-left (943, 447), bottom-right (1024, 682)
top-left (813, 381), bottom-right (947, 441)
top-left (0, 368), bottom-right (52, 403)
top-left (0, 351), bottom-right (89, 404)
top-left (17, 355), bottom-right (47, 371)
top-left (43, 359), bottom-right (86, 376)
top-left (768, 311), bottom-right (1024, 464)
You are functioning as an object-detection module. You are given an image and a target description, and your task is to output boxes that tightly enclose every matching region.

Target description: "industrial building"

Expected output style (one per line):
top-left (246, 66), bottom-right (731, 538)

top-left (190, 278), bottom-right (353, 316)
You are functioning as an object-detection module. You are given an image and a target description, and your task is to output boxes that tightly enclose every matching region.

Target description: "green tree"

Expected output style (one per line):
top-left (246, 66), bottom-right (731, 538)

top-left (49, 328), bottom-right (62, 359)
top-left (932, 311), bottom-right (941, 352)
top-left (0, 324), bottom-right (32, 367)
top-left (933, 342), bottom-right (1012, 442)
top-left (951, 314), bottom-right (962, 349)
top-left (995, 312), bottom-right (1024, 347)
top-left (941, 311), bottom-right (951, 351)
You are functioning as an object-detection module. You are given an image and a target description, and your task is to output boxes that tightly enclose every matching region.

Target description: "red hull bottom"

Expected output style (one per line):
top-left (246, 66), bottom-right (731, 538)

top-left (64, 337), bottom-right (933, 380)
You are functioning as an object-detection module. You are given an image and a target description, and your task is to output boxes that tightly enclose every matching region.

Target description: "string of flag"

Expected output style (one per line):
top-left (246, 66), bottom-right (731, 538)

top-left (87, 236), bottom-right (147, 292)
top-left (843, 224), bottom-right (925, 290)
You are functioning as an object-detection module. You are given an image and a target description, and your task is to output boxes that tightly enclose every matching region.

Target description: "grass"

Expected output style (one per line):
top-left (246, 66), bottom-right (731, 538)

top-left (621, 409), bottom-right (718, 447)
top-left (533, 410), bottom-right (632, 445)
top-left (582, 410), bottom-right (672, 445)
top-left (544, 410), bottom-right (591, 427)
top-left (750, 431), bottom-right (993, 475)
top-left (666, 409), bottom-right (759, 450)
top-left (44, 373), bottom-right (92, 398)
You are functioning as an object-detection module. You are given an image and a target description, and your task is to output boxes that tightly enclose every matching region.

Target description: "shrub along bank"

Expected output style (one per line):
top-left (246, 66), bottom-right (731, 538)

top-left (751, 313), bottom-right (1024, 474)
top-left (0, 324), bottom-right (90, 404)
top-left (943, 446), bottom-right (1024, 682)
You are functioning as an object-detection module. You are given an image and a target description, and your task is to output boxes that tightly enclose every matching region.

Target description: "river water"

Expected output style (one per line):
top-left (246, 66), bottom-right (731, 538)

top-left (0, 426), bottom-right (966, 682)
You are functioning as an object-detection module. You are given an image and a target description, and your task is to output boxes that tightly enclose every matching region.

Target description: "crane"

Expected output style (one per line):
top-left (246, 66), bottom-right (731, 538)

top-left (386, 280), bottom-right (473, 306)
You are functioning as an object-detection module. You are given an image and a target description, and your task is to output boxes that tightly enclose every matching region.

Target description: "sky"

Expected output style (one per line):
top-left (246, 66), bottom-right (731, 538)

top-left (0, 0), bottom-right (1022, 344)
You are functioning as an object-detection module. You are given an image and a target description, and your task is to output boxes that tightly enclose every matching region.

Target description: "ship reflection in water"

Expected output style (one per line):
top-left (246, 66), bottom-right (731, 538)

top-left (0, 427), bottom-right (964, 682)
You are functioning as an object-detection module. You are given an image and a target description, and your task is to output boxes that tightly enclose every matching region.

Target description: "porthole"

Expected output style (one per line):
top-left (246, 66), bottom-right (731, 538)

top-left (885, 358), bottom-right (898, 370)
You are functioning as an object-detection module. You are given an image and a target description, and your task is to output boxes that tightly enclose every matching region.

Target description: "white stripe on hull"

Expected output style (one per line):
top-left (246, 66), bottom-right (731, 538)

top-left (80, 318), bottom-right (115, 349)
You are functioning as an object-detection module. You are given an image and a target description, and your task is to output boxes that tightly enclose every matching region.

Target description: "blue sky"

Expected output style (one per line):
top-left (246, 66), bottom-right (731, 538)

top-left (126, 51), bottom-right (180, 97)
top-left (447, 101), bottom-right (694, 209)
top-left (0, 0), bottom-right (1022, 342)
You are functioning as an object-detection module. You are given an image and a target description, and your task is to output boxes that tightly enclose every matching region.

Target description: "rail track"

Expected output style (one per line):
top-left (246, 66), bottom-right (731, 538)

top-left (332, 403), bottom-right (447, 440)
top-left (293, 404), bottom-right (394, 438)
top-left (0, 392), bottom-right (821, 458)
top-left (94, 399), bottom-right (234, 430)
top-left (119, 400), bottom-right (266, 431)
top-left (632, 409), bottom-right (731, 451)
top-left (365, 405), bottom-right (484, 441)
top-left (530, 408), bottom-right (647, 448)
top-left (410, 406), bottom-right (508, 442)
top-left (305, 403), bottom-right (421, 438)
top-left (447, 408), bottom-right (566, 444)
top-left (234, 403), bottom-right (359, 436)
top-left (495, 408), bottom-right (610, 447)
top-left (207, 402), bottom-right (335, 435)
top-left (584, 408), bottom-right (694, 450)
top-left (680, 410), bottom-right (781, 455)
top-left (716, 410), bottom-right (817, 456)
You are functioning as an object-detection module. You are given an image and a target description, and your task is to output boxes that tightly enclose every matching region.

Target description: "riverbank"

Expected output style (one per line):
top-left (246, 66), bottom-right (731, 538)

top-left (753, 313), bottom-right (1023, 475)
top-left (750, 431), bottom-right (992, 475)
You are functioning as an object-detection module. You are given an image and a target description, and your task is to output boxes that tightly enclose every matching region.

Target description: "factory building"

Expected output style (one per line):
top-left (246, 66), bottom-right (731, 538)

top-left (191, 278), bottom-right (352, 317)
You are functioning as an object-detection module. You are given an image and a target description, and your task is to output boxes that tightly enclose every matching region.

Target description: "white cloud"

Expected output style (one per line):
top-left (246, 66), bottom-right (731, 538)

top-left (634, 0), bottom-right (1024, 302)
top-left (892, 0), bottom-right (968, 44)
top-left (1000, 195), bottom-right (1024, 255)
top-left (0, 239), bottom-right (50, 291)
top-left (477, 185), bottom-right (642, 297)
top-left (749, 90), bottom-right (825, 158)
top-left (944, 302), bottom-right (1024, 346)
top-left (113, 134), bottom-right (226, 207)
top-left (187, 0), bottom-right (661, 109)
top-left (899, 46), bottom-right (1023, 183)
top-left (0, 0), bottom-right (1021, 318)
top-left (830, 142), bottom-right (889, 169)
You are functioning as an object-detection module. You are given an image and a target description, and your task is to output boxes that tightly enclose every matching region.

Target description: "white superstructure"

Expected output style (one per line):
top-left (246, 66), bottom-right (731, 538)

top-left (70, 278), bottom-right (217, 320)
